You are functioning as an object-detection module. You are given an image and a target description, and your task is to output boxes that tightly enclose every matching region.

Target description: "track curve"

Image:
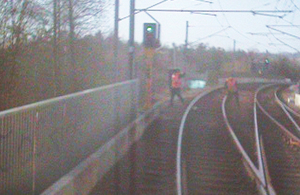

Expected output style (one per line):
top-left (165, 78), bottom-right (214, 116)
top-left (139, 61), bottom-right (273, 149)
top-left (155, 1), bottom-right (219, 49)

top-left (256, 84), bottom-right (300, 194)
top-left (181, 87), bottom-right (258, 194)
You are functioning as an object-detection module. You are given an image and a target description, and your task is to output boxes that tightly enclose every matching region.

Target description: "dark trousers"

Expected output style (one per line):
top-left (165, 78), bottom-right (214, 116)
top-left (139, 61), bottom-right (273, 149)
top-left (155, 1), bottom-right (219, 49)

top-left (170, 88), bottom-right (184, 105)
top-left (227, 91), bottom-right (240, 107)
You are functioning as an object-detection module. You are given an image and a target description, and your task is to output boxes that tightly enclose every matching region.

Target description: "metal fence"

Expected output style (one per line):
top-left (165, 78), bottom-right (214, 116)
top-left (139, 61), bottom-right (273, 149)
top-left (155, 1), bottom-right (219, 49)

top-left (0, 80), bottom-right (138, 195)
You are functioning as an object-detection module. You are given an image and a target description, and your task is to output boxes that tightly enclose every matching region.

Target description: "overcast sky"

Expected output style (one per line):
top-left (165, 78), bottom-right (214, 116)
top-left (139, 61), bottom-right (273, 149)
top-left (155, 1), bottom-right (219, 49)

top-left (104, 0), bottom-right (300, 54)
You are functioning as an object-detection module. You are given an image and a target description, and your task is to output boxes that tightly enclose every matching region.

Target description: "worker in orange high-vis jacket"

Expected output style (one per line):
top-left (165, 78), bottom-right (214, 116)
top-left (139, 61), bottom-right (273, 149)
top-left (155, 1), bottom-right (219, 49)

top-left (225, 77), bottom-right (240, 107)
top-left (170, 69), bottom-right (185, 106)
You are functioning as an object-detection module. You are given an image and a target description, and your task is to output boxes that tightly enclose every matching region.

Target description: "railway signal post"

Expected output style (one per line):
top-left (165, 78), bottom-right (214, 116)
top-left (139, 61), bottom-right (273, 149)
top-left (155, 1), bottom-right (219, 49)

top-left (143, 23), bottom-right (159, 109)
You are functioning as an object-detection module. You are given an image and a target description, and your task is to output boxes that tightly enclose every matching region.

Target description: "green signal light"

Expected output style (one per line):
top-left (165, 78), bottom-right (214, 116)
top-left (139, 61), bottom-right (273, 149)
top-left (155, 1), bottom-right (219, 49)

top-left (146, 26), bottom-right (154, 33)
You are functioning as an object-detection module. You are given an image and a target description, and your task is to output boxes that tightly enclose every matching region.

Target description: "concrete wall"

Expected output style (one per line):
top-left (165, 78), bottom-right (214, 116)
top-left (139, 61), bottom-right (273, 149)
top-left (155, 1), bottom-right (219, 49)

top-left (41, 101), bottom-right (163, 195)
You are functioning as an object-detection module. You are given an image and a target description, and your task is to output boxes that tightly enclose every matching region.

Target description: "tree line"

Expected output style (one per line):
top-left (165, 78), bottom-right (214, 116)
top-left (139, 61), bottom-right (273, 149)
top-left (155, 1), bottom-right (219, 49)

top-left (0, 0), bottom-right (108, 110)
top-left (0, 0), bottom-right (299, 111)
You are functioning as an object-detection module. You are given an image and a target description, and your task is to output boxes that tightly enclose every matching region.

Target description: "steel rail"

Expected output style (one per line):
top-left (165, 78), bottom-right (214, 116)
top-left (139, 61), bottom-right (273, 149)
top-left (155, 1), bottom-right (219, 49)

top-left (256, 84), bottom-right (300, 195)
top-left (222, 95), bottom-right (268, 193)
top-left (275, 87), bottom-right (300, 118)
top-left (257, 85), bottom-right (300, 144)
top-left (274, 88), bottom-right (300, 137)
top-left (254, 84), bottom-right (278, 195)
top-left (254, 95), bottom-right (265, 175)
top-left (176, 86), bottom-right (222, 195)
top-left (176, 81), bottom-right (288, 195)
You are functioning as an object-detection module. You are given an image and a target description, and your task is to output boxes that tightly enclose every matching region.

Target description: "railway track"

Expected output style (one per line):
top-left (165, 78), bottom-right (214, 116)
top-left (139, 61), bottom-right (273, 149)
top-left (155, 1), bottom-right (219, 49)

top-left (90, 81), bottom-right (299, 195)
top-left (256, 85), bottom-right (300, 194)
top-left (179, 86), bottom-right (259, 194)
top-left (178, 82), bottom-right (300, 194)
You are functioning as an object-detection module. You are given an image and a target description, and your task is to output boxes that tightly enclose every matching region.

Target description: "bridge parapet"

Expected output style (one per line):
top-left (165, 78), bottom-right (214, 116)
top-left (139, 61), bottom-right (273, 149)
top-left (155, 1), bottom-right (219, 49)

top-left (0, 80), bottom-right (139, 195)
top-left (41, 100), bottom-right (163, 195)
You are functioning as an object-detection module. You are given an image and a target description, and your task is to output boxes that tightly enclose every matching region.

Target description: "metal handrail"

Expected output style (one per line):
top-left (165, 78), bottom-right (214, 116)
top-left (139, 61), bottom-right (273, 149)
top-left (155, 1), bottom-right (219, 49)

top-left (0, 80), bottom-right (136, 117)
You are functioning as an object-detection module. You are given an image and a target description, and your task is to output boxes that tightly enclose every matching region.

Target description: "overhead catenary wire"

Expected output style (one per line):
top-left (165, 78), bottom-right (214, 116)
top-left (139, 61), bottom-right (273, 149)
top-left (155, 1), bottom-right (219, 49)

top-left (119, 0), bottom-right (169, 21)
top-left (247, 32), bottom-right (282, 36)
top-left (195, 0), bottom-right (213, 4)
top-left (230, 26), bottom-right (270, 49)
top-left (251, 12), bottom-right (287, 18)
top-left (212, 1), bottom-right (231, 41)
top-left (267, 25), bottom-right (300, 27)
top-left (131, 1), bottom-right (298, 53)
top-left (267, 27), bottom-right (300, 53)
top-left (278, 18), bottom-right (300, 29)
top-left (290, 0), bottom-right (300, 12)
top-left (248, 32), bottom-right (282, 53)
top-left (251, 2), bottom-right (271, 10)
top-left (191, 12), bottom-right (216, 16)
top-left (136, 9), bottom-right (293, 14)
top-left (216, 0), bottom-right (230, 26)
top-left (215, 0), bottom-right (270, 51)
top-left (275, 1), bottom-right (299, 28)
top-left (181, 0), bottom-right (213, 10)
top-left (266, 25), bottom-right (300, 40)
top-left (189, 26), bottom-right (231, 45)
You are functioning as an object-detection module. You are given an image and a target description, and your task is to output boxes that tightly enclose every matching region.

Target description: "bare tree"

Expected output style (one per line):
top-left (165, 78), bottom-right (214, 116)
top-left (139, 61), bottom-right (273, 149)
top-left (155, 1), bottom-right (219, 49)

top-left (0, 0), bottom-right (48, 85)
top-left (65, 0), bottom-right (108, 91)
top-left (67, 0), bottom-right (78, 92)
top-left (53, 0), bottom-right (59, 95)
top-left (0, 1), bottom-right (10, 49)
top-left (41, 0), bottom-right (108, 93)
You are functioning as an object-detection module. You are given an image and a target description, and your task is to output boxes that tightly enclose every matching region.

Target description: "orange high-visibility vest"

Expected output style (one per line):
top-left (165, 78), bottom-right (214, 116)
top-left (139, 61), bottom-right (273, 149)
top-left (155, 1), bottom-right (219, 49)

top-left (172, 72), bottom-right (182, 88)
top-left (227, 78), bottom-right (237, 92)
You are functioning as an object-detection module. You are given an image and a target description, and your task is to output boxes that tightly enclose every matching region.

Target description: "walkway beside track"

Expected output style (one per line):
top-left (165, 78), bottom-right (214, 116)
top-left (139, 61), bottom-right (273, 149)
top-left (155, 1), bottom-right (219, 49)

top-left (89, 89), bottom-right (204, 194)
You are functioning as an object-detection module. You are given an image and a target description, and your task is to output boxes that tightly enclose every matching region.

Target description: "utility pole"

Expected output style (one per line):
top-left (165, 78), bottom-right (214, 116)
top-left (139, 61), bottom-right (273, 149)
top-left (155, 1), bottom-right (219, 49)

top-left (232, 40), bottom-right (236, 72)
top-left (114, 0), bottom-right (119, 82)
top-left (124, 1), bottom-right (170, 80)
top-left (113, 1), bottom-right (121, 195)
top-left (172, 43), bottom-right (176, 68)
top-left (185, 21), bottom-right (189, 51)
top-left (233, 39), bottom-right (236, 52)
top-left (129, 0), bottom-right (135, 80)
top-left (129, 2), bottom-right (137, 195)
top-left (184, 21), bottom-right (189, 73)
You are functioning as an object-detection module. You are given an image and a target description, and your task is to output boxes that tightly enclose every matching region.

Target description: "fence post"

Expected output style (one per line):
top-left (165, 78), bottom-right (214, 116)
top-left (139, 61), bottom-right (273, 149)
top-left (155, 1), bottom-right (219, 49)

top-left (32, 112), bottom-right (39, 195)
